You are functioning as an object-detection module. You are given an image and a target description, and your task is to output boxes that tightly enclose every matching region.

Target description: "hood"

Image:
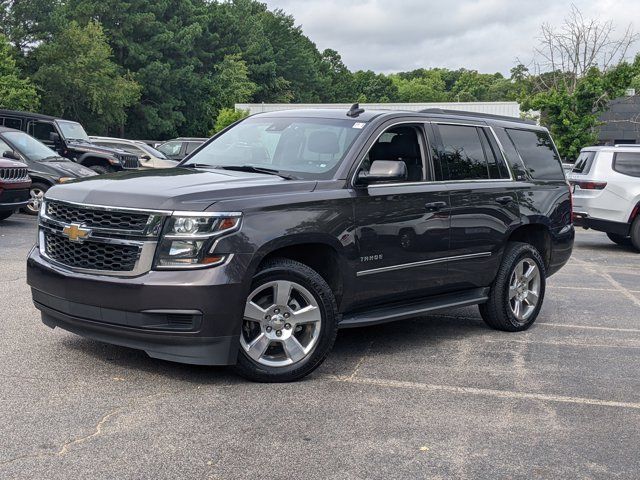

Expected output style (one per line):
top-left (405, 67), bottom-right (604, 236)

top-left (33, 158), bottom-right (97, 178)
top-left (0, 158), bottom-right (27, 168)
top-left (45, 167), bottom-right (318, 211)
top-left (66, 140), bottom-right (133, 158)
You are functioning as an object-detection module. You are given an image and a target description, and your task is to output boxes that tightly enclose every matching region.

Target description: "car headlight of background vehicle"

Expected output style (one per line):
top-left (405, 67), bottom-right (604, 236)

top-left (154, 213), bottom-right (241, 269)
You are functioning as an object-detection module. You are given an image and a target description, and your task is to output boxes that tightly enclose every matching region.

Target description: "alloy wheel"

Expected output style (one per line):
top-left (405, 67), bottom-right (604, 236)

top-left (240, 280), bottom-right (322, 367)
top-left (508, 258), bottom-right (541, 322)
top-left (27, 187), bottom-right (45, 214)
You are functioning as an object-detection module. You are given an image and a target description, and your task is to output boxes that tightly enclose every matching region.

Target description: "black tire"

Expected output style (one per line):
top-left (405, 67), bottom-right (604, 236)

top-left (631, 217), bottom-right (640, 252)
top-left (23, 182), bottom-right (49, 215)
top-left (0, 211), bottom-right (13, 221)
top-left (233, 258), bottom-right (339, 382)
top-left (607, 232), bottom-right (632, 247)
top-left (479, 242), bottom-right (546, 332)
top-left (89, 165), bottom-right (112, 175)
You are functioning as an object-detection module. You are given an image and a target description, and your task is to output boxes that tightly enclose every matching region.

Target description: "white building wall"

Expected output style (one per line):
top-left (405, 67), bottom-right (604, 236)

top-left (235, 102), bottom-right (522, 118)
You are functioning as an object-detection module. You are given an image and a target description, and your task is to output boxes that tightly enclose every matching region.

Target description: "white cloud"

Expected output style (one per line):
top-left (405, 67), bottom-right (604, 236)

top-left (264, 0), bottom-right (640, 75)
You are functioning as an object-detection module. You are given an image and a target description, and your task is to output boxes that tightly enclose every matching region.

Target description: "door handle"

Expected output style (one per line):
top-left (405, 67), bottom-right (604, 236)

top-left (424, 201), bottom-right (447, 212)
top-left (495, 196), bottom-right (514, 205)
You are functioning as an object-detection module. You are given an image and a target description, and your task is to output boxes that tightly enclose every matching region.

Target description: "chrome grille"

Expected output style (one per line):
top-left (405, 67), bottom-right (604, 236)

top-left (0, 167), bottom-right (29, 182)
top-left (46, 201), bottom-right (151, 231)
top-left (45, 232), bottom-right (140, 272)
top-left (120, 154), bottom-right (140, 169)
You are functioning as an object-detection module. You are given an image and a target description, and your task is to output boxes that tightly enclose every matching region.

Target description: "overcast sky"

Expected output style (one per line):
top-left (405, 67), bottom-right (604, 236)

top-left (263, 0), bottom-right (640, 75)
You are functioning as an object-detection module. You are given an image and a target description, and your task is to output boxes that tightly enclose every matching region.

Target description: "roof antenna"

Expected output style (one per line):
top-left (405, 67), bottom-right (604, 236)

top-left (347, 103), bottom-right (365, 118)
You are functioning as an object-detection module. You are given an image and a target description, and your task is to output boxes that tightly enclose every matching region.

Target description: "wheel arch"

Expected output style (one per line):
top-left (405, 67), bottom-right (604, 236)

top-left (77, 153), bottom-right (113, 168)
top-left (249, 235), bottom-right (349, 307)
top-left (506, 223), bottom-right (552, 270)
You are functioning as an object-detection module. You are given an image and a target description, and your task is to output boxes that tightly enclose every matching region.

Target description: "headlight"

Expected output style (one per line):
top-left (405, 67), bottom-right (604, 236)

top-left (108, 157), bottom-right (121, 165)
top-left (154, 213), bottom-right (241, 269)
top-left (58, 177), bottom-right (73, 183)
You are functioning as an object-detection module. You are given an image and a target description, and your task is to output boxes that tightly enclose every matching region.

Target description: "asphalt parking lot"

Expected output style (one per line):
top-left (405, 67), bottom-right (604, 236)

top-left (1, 214), bottom-right (639, 479)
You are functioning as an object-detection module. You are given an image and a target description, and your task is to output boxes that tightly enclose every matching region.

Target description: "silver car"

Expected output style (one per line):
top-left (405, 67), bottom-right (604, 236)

top-left (89, 136), bottom-right (178, 169)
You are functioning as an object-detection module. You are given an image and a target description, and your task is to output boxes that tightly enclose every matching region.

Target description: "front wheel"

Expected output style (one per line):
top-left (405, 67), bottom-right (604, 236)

top-left (233, 258), bottom-right (338, 382)
top-left (479, 242), bottom-right (546, 332)
top-left (23, 182), bottom-right (49, 215)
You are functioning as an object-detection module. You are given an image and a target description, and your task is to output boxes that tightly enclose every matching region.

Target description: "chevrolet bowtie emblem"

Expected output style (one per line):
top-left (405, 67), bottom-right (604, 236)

top-left (62, 223), bottom-right (91, 242)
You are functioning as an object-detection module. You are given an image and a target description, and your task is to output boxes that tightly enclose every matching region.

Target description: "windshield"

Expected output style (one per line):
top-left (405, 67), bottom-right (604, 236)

top-left (136, 142), bottom-right (169, 159)
top-left (2, 131), bottom-right (59, 161)
top-left (183, 117), bottom-right (364, 179)
top-left (57, 120), bottom-right (90, 142)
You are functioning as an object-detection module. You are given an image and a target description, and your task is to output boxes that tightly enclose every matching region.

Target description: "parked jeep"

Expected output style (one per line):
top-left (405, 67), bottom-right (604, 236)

top-left (0, 110), bottom-right (140, 174)
top-left (0, 157), bottom-right (31, 221)
top-left (0, 127), bottom-right (97, 215)
top-left (27, 107), bottom-right (574, 382)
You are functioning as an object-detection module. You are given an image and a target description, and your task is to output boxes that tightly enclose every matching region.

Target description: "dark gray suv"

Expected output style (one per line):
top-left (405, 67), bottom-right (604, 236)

top-left (27, 107), bottom-right (574, 382)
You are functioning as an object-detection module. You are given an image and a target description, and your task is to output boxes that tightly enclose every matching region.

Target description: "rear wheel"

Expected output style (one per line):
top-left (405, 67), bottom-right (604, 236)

top-left (233, 258), bottom-right (339, 382)
top-left (479, 242), bottom-right (546, 332)
top-left (631, 217), bottom-right (640, 252)
top-left (607, 232), bottom-right (632, 247)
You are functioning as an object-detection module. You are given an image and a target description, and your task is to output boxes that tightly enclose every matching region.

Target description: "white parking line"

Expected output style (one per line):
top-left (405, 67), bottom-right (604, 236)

top-left (536, 322), bottom-right (640, 333)
top-left (484, 338), bottom-right (640, 349)
top-left (327, 375), bottom-right (640, 410)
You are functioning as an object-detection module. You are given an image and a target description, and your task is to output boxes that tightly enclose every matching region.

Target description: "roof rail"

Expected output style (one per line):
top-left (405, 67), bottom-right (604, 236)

top-left (419, 108), bottom-right (537, 125)
top-left (614, 144), bottom-right (640, 147)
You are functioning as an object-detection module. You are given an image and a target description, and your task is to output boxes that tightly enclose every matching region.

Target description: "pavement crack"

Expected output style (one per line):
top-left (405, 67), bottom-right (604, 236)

top-left (56, 407), bottom-right (122, 456)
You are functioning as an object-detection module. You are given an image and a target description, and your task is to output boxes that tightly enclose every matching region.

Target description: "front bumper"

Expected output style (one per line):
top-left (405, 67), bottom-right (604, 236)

top-left (27, 247), bottom-right (252, 365)
top-left (0, 186), bottom-right (29, 211)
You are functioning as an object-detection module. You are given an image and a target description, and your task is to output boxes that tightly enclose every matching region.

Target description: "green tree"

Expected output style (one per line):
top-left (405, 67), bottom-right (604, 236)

top-left (351, 70), bottom-right (398, 102)
top-left (391, 70), bottom-right (447, 102)
top-left (32, 21), bottom-right (140, 134)
top-left (212, 107), bottom-right (249, 133)
top-left (0, 34), bottom-right (38, 110)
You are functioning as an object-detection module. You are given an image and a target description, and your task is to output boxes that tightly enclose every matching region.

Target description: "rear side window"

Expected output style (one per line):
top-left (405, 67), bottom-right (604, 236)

top-left (185, 142), bottom-right (201, 154)
top-left (1, 117), bottom-right (22, 129)
top-left (613, 152), bottom-right (640, 178)
top-left (572, 151), bottom-right (596, 174)
top-left (506, 129), bottom-right (564, 180)
top-left (434, 124), bottom-right (509, 180)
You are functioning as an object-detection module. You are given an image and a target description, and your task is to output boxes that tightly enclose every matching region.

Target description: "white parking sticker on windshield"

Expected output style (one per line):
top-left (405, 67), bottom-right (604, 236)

top-left (352, 122), bottom-right (366, 129)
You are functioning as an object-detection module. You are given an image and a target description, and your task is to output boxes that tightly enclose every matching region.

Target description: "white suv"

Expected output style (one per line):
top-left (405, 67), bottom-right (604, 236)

top-left (568, 145), bottom-right (640, 250)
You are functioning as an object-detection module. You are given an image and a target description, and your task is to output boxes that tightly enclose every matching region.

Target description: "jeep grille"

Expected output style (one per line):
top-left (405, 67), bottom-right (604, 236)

top-left (120, 154), bottom-right (140, 169)
top-left (0, 167), bottom-right (29, 182)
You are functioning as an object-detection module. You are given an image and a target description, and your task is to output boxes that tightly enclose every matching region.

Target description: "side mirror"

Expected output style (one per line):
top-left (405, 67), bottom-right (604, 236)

top-left (49, 132), bottom-right (60, 143)
top-left (357, 160), bottom-right (407, 185)
top-left (2, 150), bottom-right (20, 160)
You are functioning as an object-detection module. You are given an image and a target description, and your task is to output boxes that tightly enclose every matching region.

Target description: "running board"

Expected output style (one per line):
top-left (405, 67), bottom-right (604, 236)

top-left (339, 288), bottom-right (489, 329)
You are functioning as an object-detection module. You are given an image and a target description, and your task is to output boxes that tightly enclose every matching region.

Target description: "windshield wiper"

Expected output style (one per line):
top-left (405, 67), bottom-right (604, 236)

top-left (218, 165), bottom-right (295, 180)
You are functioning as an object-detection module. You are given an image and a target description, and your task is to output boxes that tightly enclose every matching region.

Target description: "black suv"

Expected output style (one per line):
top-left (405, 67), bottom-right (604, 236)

top-left (27, 107), bottom-right (574, 382)
top-left (0, 110), bottom-right (140, 174)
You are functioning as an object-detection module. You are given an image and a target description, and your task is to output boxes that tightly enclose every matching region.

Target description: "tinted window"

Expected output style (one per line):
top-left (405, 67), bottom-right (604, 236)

top-left (572, 151), bottom-right (596, 174)
top-left (435, 124), bottom-right (489, 180)
top-left (29, 122), bottom-right (56, 142)
top-left (613, 152), bottom-right (640, 178)
top-left (185, 142), bottom-right (202, 154)
top-left (479, 128), bottom-right (510, 179)
top-left (506, 129), bottom-right (564, 180)
top-left (2, 117), bottom-right (22, 129)
top-left (3, 131), bottom-right (58, 161)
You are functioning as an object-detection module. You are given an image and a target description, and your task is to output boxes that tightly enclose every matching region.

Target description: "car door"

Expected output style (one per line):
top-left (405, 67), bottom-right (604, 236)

top-left (431, 122), bottom-right (520, 289)
top-left (352, 121), bottom-right (451, 307)
top-left (27, 121), bottom-right (59, 150)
